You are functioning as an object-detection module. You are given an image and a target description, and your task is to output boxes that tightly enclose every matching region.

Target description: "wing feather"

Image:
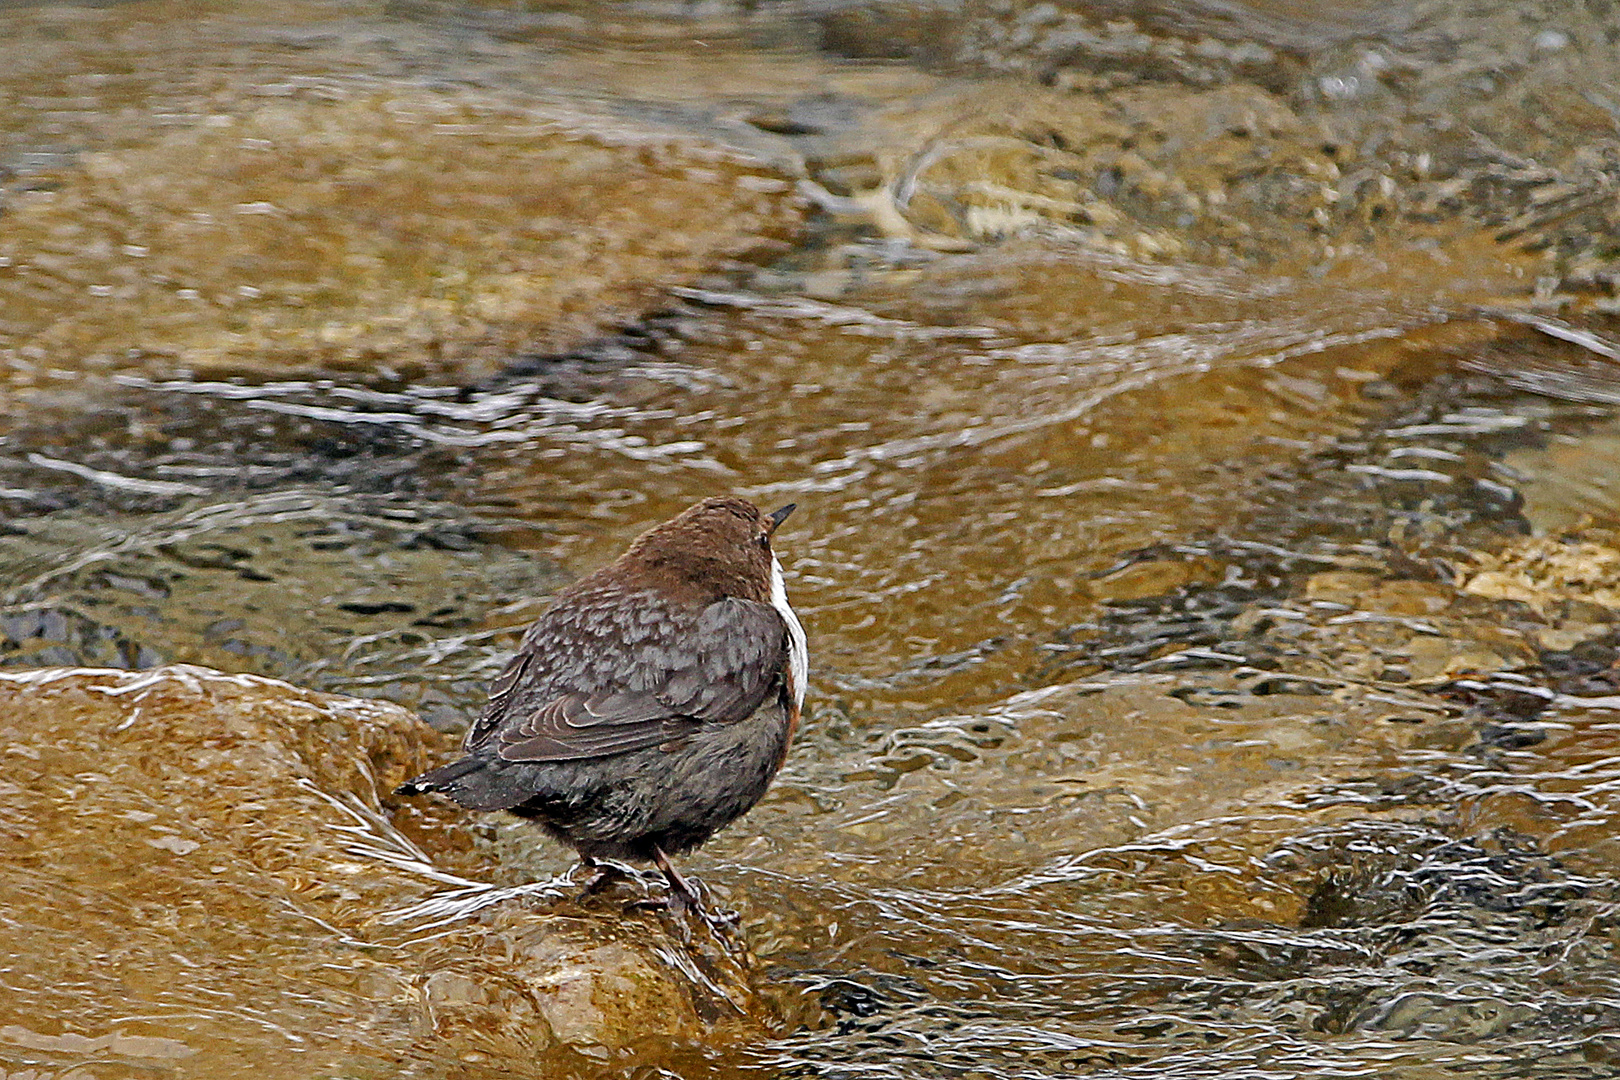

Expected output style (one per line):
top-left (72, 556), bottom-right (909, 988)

top-left (480, 594), bottom-right (789, 763)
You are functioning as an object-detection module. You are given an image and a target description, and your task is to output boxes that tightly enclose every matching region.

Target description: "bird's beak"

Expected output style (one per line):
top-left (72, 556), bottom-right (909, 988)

top-left (766, 503), bottom-right (796, 536)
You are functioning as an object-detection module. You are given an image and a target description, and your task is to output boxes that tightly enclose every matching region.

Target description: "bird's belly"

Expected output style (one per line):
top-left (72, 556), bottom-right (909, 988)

top-left (518, 699), bottom-right (794, 860)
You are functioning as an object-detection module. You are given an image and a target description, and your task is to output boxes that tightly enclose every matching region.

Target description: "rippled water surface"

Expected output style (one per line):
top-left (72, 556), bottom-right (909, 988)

top-left (4, 1), bottom-right (1620, 1078)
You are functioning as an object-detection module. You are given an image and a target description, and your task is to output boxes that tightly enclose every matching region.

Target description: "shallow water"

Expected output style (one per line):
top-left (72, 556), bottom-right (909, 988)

top-left (4, 2), bottom-right (1620, 1078)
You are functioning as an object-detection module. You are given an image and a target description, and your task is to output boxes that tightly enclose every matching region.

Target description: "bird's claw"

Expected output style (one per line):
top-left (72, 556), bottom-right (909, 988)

top-left (622, 887), bottom-right (740, 944)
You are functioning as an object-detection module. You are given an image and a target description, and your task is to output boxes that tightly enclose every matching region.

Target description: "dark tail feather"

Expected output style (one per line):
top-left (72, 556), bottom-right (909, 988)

top-left (394, 756), bottom-right (485, 797)
top-left (394, 754), bottom-right (532, 812)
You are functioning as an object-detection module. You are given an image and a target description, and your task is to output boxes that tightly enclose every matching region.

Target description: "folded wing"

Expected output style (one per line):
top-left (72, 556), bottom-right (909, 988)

top-left (485, 597), bottom-right (790, 763)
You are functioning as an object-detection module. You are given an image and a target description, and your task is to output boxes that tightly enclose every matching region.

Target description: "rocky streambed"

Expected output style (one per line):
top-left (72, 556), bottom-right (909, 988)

top-left (5, 1), bottom-right (1620, 1078)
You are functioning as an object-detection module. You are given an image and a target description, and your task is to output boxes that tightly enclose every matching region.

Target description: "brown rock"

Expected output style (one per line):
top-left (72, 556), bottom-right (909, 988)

top-left (0, 666), bottom-right (764, 1078)
top-left (1461, 533), bottom-right (1620, 615)
top-left (0, 85), bottom-right (804, 384)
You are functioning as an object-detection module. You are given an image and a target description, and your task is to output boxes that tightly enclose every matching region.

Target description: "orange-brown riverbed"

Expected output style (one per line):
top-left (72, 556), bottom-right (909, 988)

top-left (4, 2), bottom-right (1620, 1077)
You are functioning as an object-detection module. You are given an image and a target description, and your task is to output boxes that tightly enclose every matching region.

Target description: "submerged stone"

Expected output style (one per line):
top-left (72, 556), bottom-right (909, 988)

top-left (1461, 531), bottom-right (1620, 615)
top-left (0, 4), bottom-right (807, 386)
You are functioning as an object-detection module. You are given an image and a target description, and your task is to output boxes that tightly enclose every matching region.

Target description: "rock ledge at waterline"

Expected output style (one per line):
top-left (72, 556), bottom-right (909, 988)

top-left (0, 666), bottom-right (764, 1077)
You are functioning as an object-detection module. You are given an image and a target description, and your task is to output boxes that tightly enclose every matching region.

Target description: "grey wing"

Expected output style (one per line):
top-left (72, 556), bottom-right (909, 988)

top-left (491, 597), bottom-right (790, 763)
top-left (462, 582), bottom-right (668, 750)
top-left (464, 647), bottom-right (534, 750)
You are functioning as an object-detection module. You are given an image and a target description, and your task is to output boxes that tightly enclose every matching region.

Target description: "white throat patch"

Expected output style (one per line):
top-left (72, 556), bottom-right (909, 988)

top-left (770, 556), bottom-right (808, 708)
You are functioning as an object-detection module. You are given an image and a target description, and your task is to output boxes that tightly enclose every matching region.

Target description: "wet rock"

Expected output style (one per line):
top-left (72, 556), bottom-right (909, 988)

top-left (1090, 555), bottom-right (1226, 602)
top-left (1539, 636), bottom-right (1620, 696)
top-left (1304, 569), bottom-right (1380, 606)
top-left (0, 7), bottom-right (807, 386)
top-left (849, 76), bottom-right (1356, 265)
top-left (1533, 623), bottom-right (1610, 653)
top-left (810, 0), bottom-right (1620, 299)
top-left (1401, 634), bottom-right (1515, 681)
top-left (0, 666), bottom-right (765, 1078)
top-left (818, 3), bottom-right (958, 64)
top-left (1460, 530), bottom-right (1620, 615)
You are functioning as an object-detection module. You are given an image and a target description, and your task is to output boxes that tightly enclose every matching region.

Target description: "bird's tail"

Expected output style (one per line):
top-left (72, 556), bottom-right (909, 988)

top-left (393, 755), bottom-right (532, 811)
top-left (394, 756), bottom-right (485, 797)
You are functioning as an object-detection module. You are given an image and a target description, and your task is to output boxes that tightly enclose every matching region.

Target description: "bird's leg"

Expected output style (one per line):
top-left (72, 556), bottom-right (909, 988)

top-left (652, 845), bottom-right (740, 933)
top-left (652, 845), bottom-right (701, 911)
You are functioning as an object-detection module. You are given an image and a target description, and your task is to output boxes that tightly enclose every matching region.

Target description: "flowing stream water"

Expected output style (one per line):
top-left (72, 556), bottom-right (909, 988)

top-left (4, 2), bottom-right (1620, 1078)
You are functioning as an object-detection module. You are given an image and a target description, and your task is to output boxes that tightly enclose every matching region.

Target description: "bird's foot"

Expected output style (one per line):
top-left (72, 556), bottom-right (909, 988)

top-left (572, 856), bottom-right (638, 901)
top-left (624, 894), bottom-right (742, 950)
top-left (641, 845), bottom-right (742, 944)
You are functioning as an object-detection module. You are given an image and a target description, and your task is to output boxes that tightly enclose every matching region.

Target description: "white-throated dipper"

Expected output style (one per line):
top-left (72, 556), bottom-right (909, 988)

top-left (396, 496), bottom-right (807, 915)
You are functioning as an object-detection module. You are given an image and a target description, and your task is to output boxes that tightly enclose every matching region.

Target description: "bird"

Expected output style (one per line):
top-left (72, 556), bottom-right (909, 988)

top-left (395, 496), bottom-right (808, 919)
